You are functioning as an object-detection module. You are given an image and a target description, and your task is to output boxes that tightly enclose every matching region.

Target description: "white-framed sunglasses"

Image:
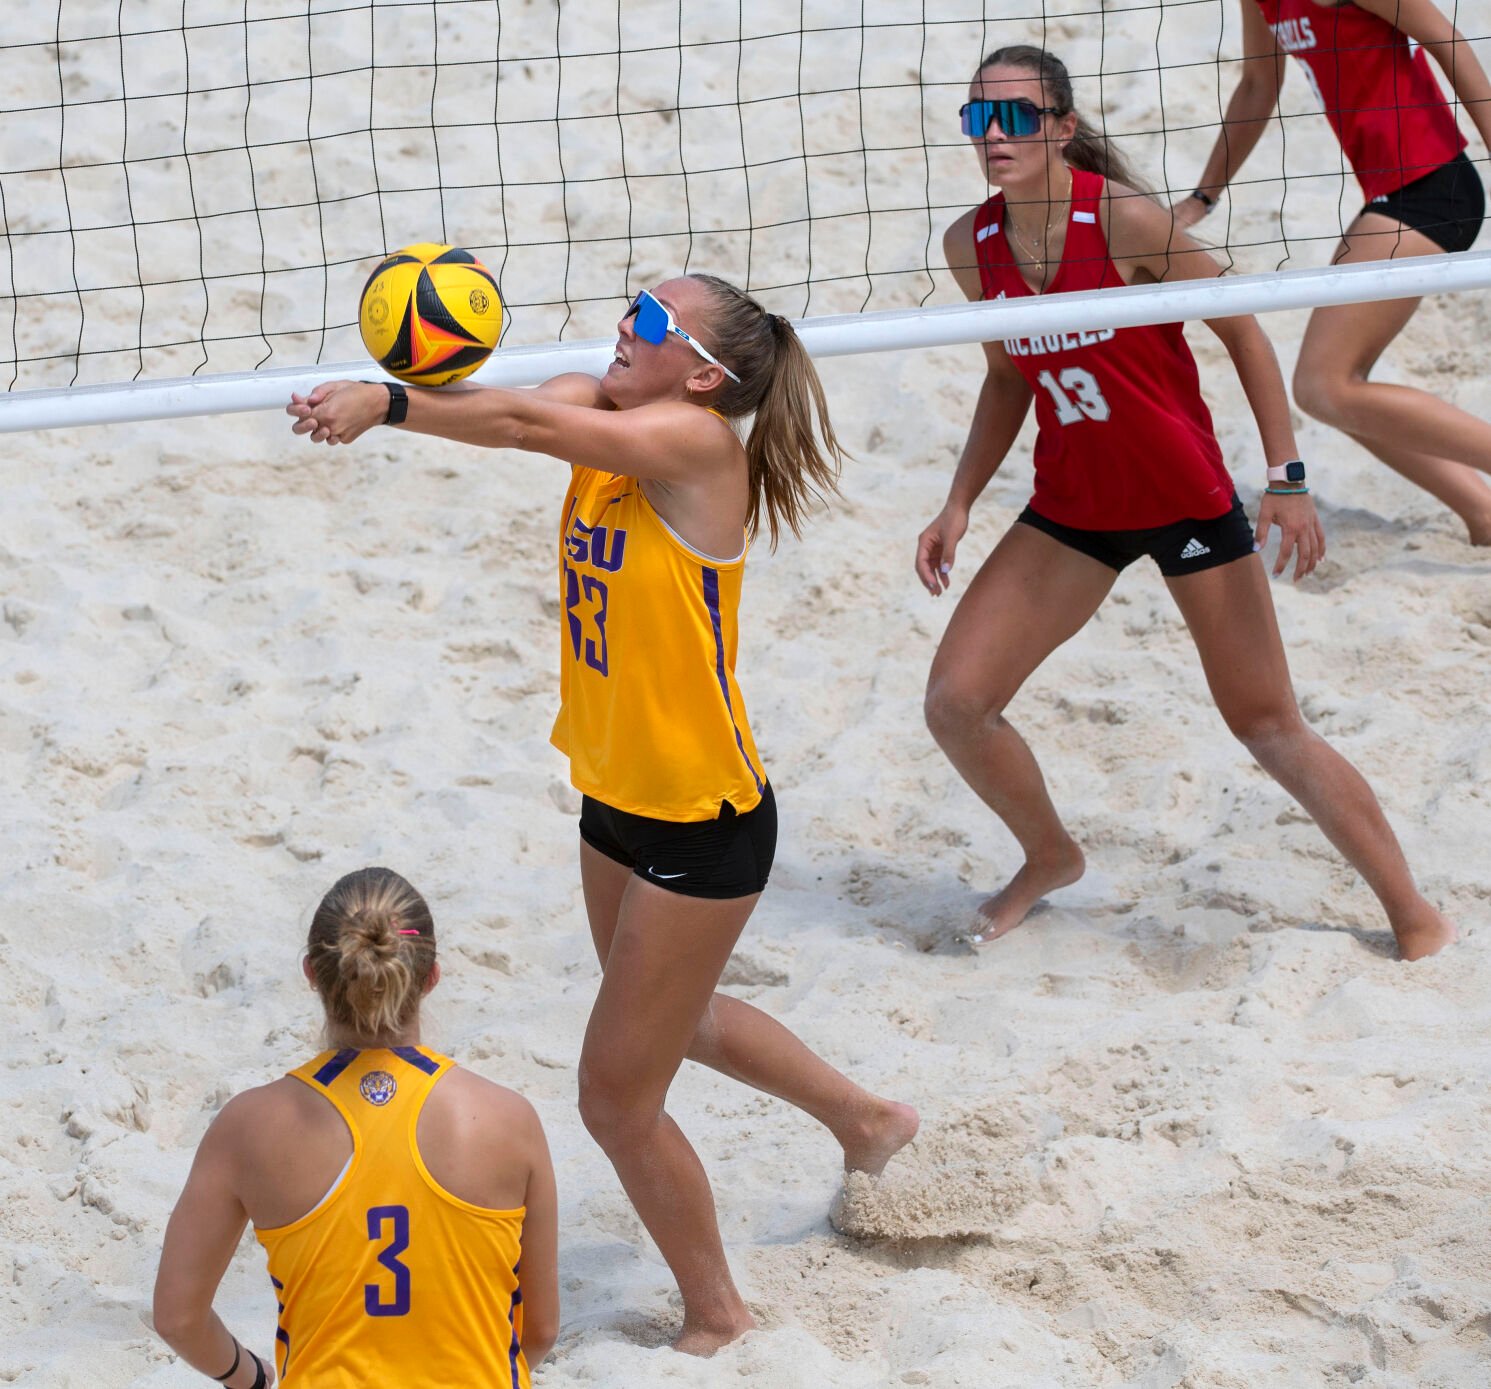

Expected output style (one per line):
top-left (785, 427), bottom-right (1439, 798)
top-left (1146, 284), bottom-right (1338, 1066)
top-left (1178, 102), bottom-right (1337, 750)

top-left (624, 289), bottom-right (741, 383)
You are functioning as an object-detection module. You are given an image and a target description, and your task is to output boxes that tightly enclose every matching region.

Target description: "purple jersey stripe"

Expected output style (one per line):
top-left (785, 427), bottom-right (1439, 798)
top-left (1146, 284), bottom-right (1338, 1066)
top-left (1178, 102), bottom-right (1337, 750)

top-left (311, 1048), bottom-right (358, 1087)
top-left (507, 1260), bottom-right (523, 1388)
top-left (701, 567), bottom-right (765, 795)
top-left (391, 1045), bottom-right (440, 1076)
top-left (270, 1274), bottom-right (290, 1374)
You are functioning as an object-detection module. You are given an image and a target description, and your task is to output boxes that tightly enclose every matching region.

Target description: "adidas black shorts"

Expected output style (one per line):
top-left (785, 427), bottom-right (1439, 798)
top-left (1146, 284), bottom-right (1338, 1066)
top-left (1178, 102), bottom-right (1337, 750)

top-left (579, 784), bottom-right (777, 900)
top-left (1364, 152), bottom-right (1483, 255)
top-left (1017, 492), bottom-right (1256, 577)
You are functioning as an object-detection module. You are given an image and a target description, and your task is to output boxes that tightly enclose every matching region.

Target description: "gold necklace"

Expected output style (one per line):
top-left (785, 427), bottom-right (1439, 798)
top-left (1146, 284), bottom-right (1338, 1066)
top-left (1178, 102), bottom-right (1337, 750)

top-left (1006, 173), bottom-right (1074, 281)
top-left (1005, 213), bottom-right (1053, 271)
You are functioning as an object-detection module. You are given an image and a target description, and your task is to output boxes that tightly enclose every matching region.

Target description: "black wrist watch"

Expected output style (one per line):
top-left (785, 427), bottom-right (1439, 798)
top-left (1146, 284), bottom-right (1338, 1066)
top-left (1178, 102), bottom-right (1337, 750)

top-left (361, 379), bottom-right (409, 425)
top-left (1189, 188), bottom-right (1217, 209)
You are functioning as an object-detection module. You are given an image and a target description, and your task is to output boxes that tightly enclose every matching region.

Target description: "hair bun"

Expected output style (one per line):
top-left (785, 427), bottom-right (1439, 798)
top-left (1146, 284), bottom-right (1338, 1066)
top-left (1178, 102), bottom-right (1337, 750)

top-left (308, 868), bottom-right (437, 1043)
top-left (341, 908), bottom-right (397, 956)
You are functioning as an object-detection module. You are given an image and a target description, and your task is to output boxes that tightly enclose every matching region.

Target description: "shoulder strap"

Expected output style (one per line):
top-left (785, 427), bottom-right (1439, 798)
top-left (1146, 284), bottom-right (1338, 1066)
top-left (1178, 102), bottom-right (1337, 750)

top-left (1069, 167), bottom-right (1104, 218)
top-left (971, 194), bottom-right (1011, 300)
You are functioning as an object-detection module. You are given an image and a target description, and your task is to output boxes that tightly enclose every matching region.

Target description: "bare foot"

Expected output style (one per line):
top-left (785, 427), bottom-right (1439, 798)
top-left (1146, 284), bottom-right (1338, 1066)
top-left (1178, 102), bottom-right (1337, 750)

top-left (1391, 901), bottom-right (1458, 962)
top-left (962, 840), bottom-right (1085, 946)
top-left (673, 1310), bottom-right (756, 1356)
top-left (1464, 510), bottom-right (1491, 546)
top-left (839, 1098), bottom-right (920, 1175)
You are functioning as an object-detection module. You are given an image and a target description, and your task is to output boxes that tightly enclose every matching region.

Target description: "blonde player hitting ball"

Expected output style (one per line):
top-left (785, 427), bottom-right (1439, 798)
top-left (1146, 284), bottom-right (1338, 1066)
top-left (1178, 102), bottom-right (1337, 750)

top-left (154, 867), bottom-right (559, 1387)
top-left (918, 45), bottom-right (1456, 961)
top-left (287, 275), bottom-right (919, 1353)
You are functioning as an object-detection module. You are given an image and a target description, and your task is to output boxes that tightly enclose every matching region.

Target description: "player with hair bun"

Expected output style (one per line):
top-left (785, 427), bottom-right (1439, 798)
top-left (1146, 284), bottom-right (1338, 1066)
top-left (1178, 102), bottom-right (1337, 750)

top-left (288, 274), bottom-right (919, 1353)
top-left (920, 44), bottom-right (1456, 961)
top-left (1176, 0), bottom-right (1491, 544)
top-left (153, 867), bottom-right (559, 1388)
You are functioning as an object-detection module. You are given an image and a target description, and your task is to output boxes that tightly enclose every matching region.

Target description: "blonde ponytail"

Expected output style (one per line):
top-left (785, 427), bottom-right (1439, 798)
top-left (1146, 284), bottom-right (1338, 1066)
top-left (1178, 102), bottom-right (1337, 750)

top-left (306, 868), bottom-right (436, 1045)
top-left (689, 274), bottom-right (844, 547)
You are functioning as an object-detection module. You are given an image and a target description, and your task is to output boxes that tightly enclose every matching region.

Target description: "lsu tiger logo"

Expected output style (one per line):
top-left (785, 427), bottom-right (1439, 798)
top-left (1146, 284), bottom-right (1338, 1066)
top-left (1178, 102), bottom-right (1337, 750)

top-left (359, 1071), bottom-right (397, 1106)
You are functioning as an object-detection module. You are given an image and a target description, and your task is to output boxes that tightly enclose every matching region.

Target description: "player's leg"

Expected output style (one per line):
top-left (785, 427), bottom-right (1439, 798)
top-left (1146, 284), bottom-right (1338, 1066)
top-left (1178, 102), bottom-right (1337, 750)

top-left (580, 837), bottom-right (632, 962)
top-left (1342, 430), bottom-right (1491, 546)
top-left (686, 991), bottom-right (917, 1174)
top-left (924, 520), bottom-right (1118, 941)
top-left (1164, 552), bottom-right (1455, 961)
top-left (575, 880), bottom-right (760, 1354)
top-left (1292, 214), bottom-right (1491, 541)
top-left (580, 840), bottom-right (917, 1172)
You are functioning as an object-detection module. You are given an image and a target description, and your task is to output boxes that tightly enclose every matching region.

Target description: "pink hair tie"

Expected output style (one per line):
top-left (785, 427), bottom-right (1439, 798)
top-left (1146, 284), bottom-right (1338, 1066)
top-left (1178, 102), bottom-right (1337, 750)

top-left (398, 928), bottom-right (421, 936)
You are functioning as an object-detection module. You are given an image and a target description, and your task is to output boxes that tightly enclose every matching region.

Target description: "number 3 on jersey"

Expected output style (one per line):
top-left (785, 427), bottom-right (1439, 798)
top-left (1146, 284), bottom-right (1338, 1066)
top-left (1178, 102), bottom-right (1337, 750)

top-left (365, 1205), bottom-right (411, 1316)
top-left (1037, 366), bottom-right (1111, 425)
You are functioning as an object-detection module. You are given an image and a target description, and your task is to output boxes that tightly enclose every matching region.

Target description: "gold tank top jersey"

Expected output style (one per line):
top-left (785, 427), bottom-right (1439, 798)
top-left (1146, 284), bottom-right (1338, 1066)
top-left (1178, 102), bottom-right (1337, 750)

top-left (550, 463), bottom-right (767, 821)
top-left (254, 1046), bottom-right (530, 1389)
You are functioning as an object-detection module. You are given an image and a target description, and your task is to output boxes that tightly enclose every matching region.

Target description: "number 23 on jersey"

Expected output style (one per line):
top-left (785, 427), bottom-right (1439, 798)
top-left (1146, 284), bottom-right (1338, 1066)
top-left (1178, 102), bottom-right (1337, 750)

top-left (563, 514), bottom-right (628, 678)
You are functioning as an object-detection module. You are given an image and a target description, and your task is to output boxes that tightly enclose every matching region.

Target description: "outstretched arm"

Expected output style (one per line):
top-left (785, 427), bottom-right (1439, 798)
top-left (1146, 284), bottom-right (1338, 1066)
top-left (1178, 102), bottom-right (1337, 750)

top-left (286, 373), bottom-right (735, 485)
top-left (1174, 0), bottom-right (1286, 228)
top-left (1355, 0), bottom-right (1491, 154)
top-left (1107, 190), bottom-right (1324, 580)
top-left (153, 1104), bottom-right (277, 1388)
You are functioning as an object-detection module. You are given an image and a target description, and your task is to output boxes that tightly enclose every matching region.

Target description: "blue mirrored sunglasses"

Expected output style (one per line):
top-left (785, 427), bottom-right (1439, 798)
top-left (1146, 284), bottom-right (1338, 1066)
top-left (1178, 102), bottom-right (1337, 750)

top-left (624, 289), bottom-right (741, 383)
top-left (960, 98), bottom-right (1059, 139)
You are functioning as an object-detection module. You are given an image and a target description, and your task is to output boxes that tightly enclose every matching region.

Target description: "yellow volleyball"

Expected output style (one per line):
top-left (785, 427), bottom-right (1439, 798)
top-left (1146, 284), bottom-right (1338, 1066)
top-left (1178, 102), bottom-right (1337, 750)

top-left (358, 243), bottom-right (503, 386)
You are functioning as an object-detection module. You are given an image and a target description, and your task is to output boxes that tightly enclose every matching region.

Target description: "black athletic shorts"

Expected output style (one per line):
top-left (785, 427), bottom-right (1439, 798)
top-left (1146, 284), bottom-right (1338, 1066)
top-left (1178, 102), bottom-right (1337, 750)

top-left (579, 783), bottom-right (777, 900)
top-left (1364, 151), bottom-right (1484, 254)
top-left (1017, 491), bottom-right (1257, 577)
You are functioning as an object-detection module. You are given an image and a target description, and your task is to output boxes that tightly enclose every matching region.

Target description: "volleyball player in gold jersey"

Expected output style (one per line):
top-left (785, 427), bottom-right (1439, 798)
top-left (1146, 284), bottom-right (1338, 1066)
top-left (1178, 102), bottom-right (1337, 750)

top-left (287, 276), bottom-right (919, 1354)
top-left (153, 867), bottom-right (558, 1388)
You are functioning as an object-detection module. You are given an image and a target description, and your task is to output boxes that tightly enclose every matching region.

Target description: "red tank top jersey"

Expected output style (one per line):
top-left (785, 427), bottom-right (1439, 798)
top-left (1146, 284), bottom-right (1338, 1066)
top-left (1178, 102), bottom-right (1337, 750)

top-left (974, 169), bottom-right (1233, 530)
top-left (1256, 0), bottom-right (1464, 201)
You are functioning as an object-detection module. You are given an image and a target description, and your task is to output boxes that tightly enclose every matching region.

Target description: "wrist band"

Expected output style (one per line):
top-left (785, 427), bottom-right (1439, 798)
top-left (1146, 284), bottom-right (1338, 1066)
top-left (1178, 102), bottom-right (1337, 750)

top-left (214, 1340), bottom-right (242, 1383)
top-left (247, 1350), bottom-right (268, 1389)
top-left (1189, 188), bottom-right (1217, 209)
top-left (1265, 484), bottom-right (1310, 495)
top-left (359, 380), bottom-right (409, 426)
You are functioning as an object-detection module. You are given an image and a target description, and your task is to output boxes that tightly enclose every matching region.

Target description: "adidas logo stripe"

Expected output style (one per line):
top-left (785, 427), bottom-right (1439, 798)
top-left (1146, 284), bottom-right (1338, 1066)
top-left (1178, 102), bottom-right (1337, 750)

top-left (1179, 537), bottom-right (1211, 559)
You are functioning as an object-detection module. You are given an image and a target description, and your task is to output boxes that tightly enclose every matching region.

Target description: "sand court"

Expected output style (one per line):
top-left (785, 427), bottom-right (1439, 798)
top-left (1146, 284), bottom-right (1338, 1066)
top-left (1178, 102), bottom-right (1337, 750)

top-left (3, 2), bottom-right (1491, 1384)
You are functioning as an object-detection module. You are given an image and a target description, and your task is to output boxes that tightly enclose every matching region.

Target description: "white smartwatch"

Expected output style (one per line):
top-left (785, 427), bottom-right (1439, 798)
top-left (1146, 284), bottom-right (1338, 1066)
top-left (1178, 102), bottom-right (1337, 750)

top-left (1267, 460), bottom-right (1307, 485)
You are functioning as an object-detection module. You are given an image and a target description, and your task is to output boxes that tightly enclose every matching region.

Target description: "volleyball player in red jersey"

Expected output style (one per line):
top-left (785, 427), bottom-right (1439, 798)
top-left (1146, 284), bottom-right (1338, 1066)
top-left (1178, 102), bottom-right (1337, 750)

top-left (1176, 1), bottom-right (1491, 544)
top-left (917, 44), bottom-right (1456, 961)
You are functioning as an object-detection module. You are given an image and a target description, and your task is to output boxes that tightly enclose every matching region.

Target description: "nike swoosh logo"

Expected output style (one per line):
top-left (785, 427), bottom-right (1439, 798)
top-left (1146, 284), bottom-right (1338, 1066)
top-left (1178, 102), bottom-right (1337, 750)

top-left (648, 868), bottom-right (687, 879)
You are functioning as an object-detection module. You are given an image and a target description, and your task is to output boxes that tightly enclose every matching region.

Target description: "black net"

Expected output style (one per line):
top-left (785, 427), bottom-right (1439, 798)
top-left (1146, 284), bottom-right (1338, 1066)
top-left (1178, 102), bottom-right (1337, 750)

top-left (0, 0), bottom-right (1483, 392)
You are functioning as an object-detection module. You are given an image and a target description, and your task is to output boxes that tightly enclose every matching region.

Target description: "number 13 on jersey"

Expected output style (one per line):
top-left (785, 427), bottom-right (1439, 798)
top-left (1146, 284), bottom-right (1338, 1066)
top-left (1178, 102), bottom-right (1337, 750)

top-left (1037, 366), bottom-right (1111, 424)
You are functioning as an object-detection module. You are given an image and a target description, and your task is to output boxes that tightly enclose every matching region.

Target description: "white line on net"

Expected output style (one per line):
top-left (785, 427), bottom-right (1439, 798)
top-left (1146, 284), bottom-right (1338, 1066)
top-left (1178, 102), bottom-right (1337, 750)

top-left (2, 250), bottom-right (1487, 434)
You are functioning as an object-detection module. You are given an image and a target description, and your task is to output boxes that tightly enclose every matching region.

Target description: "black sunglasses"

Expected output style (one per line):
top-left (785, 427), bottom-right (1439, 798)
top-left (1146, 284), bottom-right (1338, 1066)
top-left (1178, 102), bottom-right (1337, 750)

top-left (960, 98), bottom-right (1061, 139)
